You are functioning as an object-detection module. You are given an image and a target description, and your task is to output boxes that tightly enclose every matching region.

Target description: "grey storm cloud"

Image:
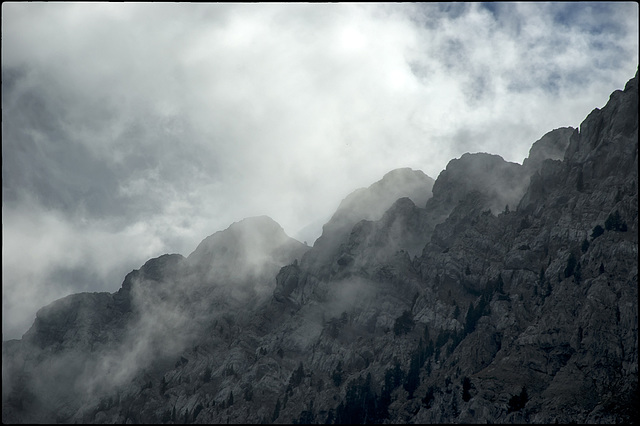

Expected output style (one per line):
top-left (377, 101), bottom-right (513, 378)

top-left (2, 2), bottom-right (639, 339)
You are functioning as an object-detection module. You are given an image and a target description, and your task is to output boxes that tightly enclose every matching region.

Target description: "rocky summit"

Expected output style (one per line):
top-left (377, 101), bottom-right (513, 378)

top-left (2, 71), bottom-right (638, 424)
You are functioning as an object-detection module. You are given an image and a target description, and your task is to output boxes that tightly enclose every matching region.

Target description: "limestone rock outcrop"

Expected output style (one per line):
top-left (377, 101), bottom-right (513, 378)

top-left (303, 167), bottom-right (434, 277)
top-left (2, 71), bottom-right (637, 425)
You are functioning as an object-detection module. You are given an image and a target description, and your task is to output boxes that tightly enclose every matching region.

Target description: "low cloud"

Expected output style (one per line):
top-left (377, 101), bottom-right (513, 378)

top-left (1, 201), bottom-right (168, 340)
top-left (2, 2), bottom-right (638, 339)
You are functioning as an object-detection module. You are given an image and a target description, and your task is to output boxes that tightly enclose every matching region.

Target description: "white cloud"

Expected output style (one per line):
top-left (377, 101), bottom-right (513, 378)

top-left (2, 2), bottom-right (638, 339)
top-left (1, 203), bottom-right (167, 340)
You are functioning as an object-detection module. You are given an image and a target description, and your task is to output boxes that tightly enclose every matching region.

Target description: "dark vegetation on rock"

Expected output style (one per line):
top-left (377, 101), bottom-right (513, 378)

top-left (2, 70), bottom-right (638, 424)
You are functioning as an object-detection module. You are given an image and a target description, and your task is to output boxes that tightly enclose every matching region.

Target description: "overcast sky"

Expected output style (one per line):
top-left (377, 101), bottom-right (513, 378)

top-left (2, 2), bottom-right (638, 340)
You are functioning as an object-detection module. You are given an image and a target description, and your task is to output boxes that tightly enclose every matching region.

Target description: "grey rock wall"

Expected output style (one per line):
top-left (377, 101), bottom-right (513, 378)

top-left (2, 70), bottom-right (637, 424)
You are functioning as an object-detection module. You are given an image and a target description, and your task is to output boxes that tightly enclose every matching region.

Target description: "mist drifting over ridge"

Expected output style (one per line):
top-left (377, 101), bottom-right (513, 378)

top-left (2, 1), bottom-right (639, 422)
top-left (2, 2), bottom-right (639, 341)
top-left (3, 66), bottom-right (638, 423)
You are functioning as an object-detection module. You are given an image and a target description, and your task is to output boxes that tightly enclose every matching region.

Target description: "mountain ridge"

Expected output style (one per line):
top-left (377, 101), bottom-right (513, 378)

top-left (2, 70), bottom-right (637, 424)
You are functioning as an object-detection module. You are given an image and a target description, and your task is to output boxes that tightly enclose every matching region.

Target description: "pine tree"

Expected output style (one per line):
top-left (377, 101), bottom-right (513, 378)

top-left (605, 210), bottom-right (628, 232)
top-left (422, 386), bottom-right (435, 408)
top-left (507, 386), bottom-right (528, 412)
top-left (193, 404), bottom-right (203, 421)
top-left (404, 361), bottom-right (419, 398)
top-left (289, 362), bottom-right (305, 388)
top-left (332, 360), bottom-right (343, 387)
top-left (272, 398), bottom-right (281, 422)
top-left (203, 366), bottom-right (212, 383)
top-left (452, 393), bottom-right (460, 417)
top-left (564, 253), bottom-right (577, 278)
top-left (497, 273), bottom-right (505, 293)
top-left (577, 168), bottom-right (584, 191)
top-left (462, 377), bottom-right (471, 402)
top-left (384, 360), bottom-right (404, 392)
top-left (393, 310), bottom-right (415, 336)
top-left (591, 224), bottom-right (605, 240)
top-left (464, 302), bottom-right (477, 335)
top-left (574, 262), bottom-right (582, 284)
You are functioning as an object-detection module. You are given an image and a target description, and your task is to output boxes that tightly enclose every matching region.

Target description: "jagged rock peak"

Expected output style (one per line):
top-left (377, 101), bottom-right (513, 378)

top-left (522, 127), bottom-right (575, 171)
top-left (314, 167), bottom-right (434, 249)
top-left (130, 253), bottom-right (186, 281)
top-left (376, 167), bottom-right (434, 206)
top-left (198, 215), bottom-right (288, 241)
top-left (519, 69), bottom-right (638, 215)
top-left (188, 216), bottom-right (302, 260)
top-left (227, 215), bottom-right (288, 234)
top-left (21, 292), bottom-right (116, 349)
top-left (301, 167), bottom-right (434, 272)
top-left (432, 152), bottom-right (520, 191)
top-left (187, 215), bottom-right (309, 285)
top-left (336, 167), bottom-right (434, 215)
top-left (427, 152), bottom-right (527, 217)
top-left (564, 68), bottom-right (638, 172)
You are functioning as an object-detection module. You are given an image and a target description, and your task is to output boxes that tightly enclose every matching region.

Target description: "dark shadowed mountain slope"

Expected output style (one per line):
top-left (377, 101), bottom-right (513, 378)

top-left (2, 70), bottom-right (637, 425)
top-left (2, 217), bottom-right (310, 424)
top-left (409, 71), bottom-right (637, 424)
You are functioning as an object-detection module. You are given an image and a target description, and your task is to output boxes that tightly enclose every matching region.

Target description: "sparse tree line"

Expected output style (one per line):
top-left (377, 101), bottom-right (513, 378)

top-left (283, 298), bottom-right (504, 424)
top-left (562, 209), bottom-right (628, 284)
top-left (134, 205), bottom-right (629, 424)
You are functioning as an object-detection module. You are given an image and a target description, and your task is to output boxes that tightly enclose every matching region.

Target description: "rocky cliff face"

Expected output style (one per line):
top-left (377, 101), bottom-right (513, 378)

top-left (2, 71), bottom-right (637, 424)
top-left (302, 167), bottom-right (434, 278)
